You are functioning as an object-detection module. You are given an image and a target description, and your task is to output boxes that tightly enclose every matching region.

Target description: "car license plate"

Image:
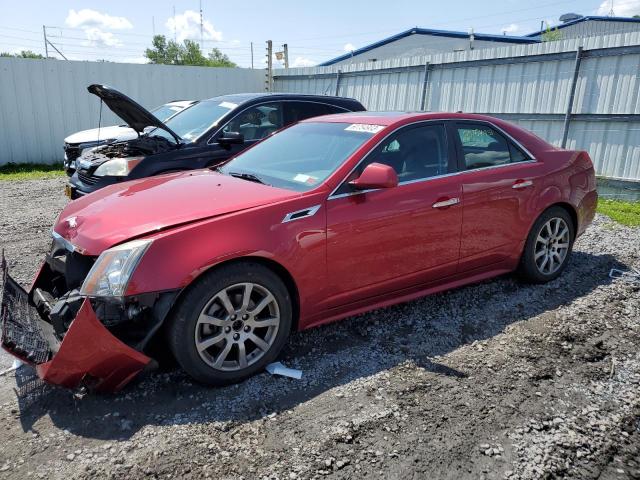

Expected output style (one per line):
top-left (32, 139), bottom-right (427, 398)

top-left (64, 185), bottom-right (72, 199)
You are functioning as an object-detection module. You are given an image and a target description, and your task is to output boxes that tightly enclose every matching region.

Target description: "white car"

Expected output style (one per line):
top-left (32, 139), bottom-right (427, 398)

top-left (63, 100), bottom-right (196, 175)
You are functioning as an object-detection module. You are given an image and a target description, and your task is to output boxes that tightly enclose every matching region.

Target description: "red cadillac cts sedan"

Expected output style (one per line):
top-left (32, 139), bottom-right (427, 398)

top-left (1, 112), bottom-right (597, 391)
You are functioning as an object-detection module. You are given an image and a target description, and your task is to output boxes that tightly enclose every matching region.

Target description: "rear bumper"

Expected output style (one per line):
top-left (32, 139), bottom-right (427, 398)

top-left (1, 260), bottom-right (151, 392)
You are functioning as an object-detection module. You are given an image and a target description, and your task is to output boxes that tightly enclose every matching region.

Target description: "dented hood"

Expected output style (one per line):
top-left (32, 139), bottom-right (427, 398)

top-left (54, 170), bottom-right (298, 256)
top-left (87, 84), bottom-right (182, 144)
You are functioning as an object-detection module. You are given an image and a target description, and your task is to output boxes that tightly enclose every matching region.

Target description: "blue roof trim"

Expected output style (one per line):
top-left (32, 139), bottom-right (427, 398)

top-left (525, 16), bottom-right (640, 37)
top-left (319, 27), bottom-right (538, 66)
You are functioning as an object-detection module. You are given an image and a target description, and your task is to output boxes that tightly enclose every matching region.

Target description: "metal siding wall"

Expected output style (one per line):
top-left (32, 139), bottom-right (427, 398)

top-left (568, 121), bottom-right (640, 180)
top-left (0, 58), bottom-right (264, 165)
top-left (426, 59), bottom-right (577, 113)
top-left (575, 53), bottom-right (640, 114)
top-left (274, 31), bottom-right (640, 181)
top-left (337, 69), bottom-right (423, 111)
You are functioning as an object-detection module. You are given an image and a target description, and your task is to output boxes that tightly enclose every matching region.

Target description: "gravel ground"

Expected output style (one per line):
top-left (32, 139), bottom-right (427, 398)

top-left (0, 176), bottom-right (639, 480)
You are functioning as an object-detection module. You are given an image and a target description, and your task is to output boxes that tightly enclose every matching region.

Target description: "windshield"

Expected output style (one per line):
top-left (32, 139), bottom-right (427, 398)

top-left (151, 104), bottom-right (187, 122)
top-left (219, 122), bottom-right (378, 192)
top-left (149, 99), bottom-right (237, 143)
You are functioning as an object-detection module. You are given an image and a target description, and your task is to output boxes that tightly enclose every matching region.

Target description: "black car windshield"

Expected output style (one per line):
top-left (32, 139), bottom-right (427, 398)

top-left (219, 122), bottom-right (380, 192)
top-left (148, 99), bottom-right (237, 143)
top-left (150, 104), bottom-right (187, 122)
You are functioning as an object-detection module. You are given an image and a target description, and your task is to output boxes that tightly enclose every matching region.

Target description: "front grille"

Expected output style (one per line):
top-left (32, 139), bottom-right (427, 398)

top-left (64, 144), bottom-right (82, 163)
top-left (1, 262), bottom-right (52, 365)
top-left (77, 170), bottom-right (98, 185)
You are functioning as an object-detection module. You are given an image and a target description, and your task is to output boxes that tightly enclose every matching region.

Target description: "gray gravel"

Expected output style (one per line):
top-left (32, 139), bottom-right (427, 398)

top-left (0, 176), bottom-right (639, 480)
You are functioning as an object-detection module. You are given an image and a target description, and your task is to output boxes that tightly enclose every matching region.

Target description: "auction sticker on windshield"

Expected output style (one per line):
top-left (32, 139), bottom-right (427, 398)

top-left (344, 124), bottom-right (385, 134)
top-left (293, 173), bottom-right (318, 185)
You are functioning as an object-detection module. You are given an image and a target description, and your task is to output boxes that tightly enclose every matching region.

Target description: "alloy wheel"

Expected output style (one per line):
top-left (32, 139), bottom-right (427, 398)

top-left (534, 217), bottom-right (570, 275)
top-left (194, 282), bottom-right (280, 372)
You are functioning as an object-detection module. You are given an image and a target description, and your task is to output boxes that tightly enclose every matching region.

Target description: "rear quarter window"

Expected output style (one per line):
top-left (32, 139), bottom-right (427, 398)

top-left (457, 124), bottom-right (530, 170)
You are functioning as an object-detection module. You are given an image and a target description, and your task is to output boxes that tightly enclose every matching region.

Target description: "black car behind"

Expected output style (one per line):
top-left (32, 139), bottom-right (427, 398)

top-left (68, 85), bottom-right (366, 199)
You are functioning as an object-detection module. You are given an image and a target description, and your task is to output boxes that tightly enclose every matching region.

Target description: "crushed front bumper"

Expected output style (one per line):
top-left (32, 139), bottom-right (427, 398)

top-left (1, 259), bottom-right (151, 392)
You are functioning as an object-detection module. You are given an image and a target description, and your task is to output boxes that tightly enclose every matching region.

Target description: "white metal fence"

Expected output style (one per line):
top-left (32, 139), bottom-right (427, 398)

top-left (274, 31), bottom-right (640, 182)
top-left (0, 59), bottom-right (264, 165)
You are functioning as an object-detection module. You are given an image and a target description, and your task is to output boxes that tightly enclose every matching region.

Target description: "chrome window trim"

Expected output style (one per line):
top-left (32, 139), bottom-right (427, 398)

top-left (327, 118), bottom-right (538, 201)
top-left (282, 204), bottom-right (322, 223)
top-left (206, 99), bottom-right (352, 146)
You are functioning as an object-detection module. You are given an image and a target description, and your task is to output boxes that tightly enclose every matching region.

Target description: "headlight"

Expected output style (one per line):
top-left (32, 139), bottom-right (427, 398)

top-left (80, 239), bottom-right (152, 297)
top-left (93, 157), bottom-right (143, 177)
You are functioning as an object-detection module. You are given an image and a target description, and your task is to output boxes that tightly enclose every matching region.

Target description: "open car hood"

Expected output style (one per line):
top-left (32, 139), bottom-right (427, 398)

top-left (87, 84), bottom-right (182, 144)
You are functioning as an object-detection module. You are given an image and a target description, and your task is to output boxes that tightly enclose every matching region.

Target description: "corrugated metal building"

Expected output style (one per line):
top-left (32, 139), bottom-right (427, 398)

top-left (320, 16), bottom-right (640, 67)
top-left (526, 16), bottom-right (640, 40)
top-left (320, 28), bottom-right (537, 66)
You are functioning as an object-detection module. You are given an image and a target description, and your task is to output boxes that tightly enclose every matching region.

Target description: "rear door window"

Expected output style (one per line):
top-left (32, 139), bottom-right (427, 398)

top-left (223, 103), bottom-right (284, 142)
top-left (456, 123), bottom-right (529, 170)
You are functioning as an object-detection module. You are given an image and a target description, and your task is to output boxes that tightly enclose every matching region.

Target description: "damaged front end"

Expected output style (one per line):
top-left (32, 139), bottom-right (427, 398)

top-left (0, 235), bottom-right (178, 392)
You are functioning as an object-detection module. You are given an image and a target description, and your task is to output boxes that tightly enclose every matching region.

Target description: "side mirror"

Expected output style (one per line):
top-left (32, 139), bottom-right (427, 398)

top-left (348, 162), bottom-right (398, 190)
top-left (218, 131), bottom-right (244, 146)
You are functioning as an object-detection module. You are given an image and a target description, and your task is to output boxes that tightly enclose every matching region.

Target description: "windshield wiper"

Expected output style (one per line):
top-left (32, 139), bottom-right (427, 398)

top-left (228, 171), bottom-right (267, 185)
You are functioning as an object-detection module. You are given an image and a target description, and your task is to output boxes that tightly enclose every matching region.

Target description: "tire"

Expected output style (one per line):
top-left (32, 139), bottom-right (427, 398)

top-left (518, 206), bottom-right (575, 284)
top-left (166, 262), bottom-right (292, 386)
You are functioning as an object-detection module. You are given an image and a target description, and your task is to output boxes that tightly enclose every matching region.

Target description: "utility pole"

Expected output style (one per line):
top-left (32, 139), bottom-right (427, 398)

top-left (173, 6), bottom-right (177, 42)
top-left (199, 0), bottom-right (204, 49)
top-left (152, 16), bottom-right (156, 36)
top-left (41, 26), bottom-right (67, 60)
top-left (43, 25), bottom-right (48, 58)
top-left (266, 40), bottom-right (273, 91)
top-left (283, 43), bottom-right (289, 69)
top-left (251, 42), bottom-right (254, 69)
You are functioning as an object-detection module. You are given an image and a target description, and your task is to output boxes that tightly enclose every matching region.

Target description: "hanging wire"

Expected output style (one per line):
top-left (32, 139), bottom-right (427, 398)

top-left (97, 98), bottom-right (103, 142)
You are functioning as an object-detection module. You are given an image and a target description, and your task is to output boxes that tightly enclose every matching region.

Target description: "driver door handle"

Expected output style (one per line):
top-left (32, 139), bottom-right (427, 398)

top-left (432, 197), bottom-right (460, 209)
top-left (512, 179), bottom-right (533, 189)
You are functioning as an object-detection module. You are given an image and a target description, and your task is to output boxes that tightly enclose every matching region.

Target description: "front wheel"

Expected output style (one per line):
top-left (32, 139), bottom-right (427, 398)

top-left (518, 207), bottom-right (575, 283)
top-left (167, 262), bottom-right (292, 386)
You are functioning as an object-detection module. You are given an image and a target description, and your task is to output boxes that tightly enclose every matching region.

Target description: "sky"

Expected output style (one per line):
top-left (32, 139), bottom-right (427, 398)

top-left (0, 0), bottom-right (639, 68)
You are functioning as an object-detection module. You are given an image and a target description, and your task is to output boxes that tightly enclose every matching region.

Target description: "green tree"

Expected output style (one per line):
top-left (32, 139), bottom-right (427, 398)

top-left (1, 50), bottom-right (46, 59)
top-left (144, 35), bottom-right (236, 67)
top-left (541, 22), bottom-right (562, 42)
top-left (207, 47), bottom-right (236, 67)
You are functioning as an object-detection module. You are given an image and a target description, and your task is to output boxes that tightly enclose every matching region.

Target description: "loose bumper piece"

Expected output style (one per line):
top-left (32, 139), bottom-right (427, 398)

top-left (1, 257), bottom-right (151, 392)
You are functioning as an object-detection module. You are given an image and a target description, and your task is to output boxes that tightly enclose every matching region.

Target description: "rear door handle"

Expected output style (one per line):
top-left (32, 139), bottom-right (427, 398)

top-left (512, 180), bottom-right (533, 189)
top-left (432, 197), bottom-right (460, 209)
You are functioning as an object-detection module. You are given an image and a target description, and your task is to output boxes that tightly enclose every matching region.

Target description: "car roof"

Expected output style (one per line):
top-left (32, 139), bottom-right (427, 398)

top-left (302, 111), bottom-right (516, 127)
top-left (203, 92), bottom-right (363, 106)
top-left (165, 100), bottom-right (197, 108)
top-left (303, 111), bottom-right (556, 154)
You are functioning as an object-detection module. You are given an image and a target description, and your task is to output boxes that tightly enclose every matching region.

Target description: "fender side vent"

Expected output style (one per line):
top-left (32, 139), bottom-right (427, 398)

top-left (282, 205), bottom-right (321, 223)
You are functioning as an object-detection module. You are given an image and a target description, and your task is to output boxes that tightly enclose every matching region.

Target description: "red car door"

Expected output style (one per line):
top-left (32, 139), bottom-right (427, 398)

top-left (323, 122), bottom-right (462, 308)
top-left (452, 121), bottom-right (545, 272)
